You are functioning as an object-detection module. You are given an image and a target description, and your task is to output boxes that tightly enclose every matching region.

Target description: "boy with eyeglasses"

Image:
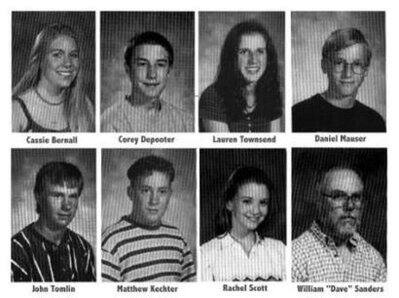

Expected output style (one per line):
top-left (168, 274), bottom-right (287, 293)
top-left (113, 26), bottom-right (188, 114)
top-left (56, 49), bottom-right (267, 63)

top-left (292, 28), bottom-right (386, 132)
top-left (292, 166), bottom-right (386, 282)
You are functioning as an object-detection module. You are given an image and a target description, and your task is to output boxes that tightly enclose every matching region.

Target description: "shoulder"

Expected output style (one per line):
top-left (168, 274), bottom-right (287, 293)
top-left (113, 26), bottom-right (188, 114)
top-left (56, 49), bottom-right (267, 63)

top-left (101, 219), bottom-right (134, 250)
top-left (292, 94), bottom-right (323, 113)
top-left (355, 101), bottom-right (386, 127)
top-left (200, 84), bottom-right (224, 107)
top-left (159, 222), bottom-right (187, 242)
top-left (11, 224), bottom-right (35, 251)
top-left (201, 234), bottom-right (227, 254)
top-left (162, 100), bottom-right (193, 120)
top-left (356, 234), bottom-right (385, 265)
top-left (101, 94), bottom-right (128, 119)
top-left (67, 229), bottom-right (93, 251)
top-left (292, 229), bottom-right (314, 254)
top-left (260, 237), bottom-right (285, 251)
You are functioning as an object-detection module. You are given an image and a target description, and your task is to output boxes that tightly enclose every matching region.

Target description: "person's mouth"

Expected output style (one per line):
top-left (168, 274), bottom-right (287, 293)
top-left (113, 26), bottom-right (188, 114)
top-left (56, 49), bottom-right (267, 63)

top-left (143, 82), bottom-right (160, 88)
top-left (147, 208), bottom-right (159, 215)
top-left (245, 67), bottom-right (260, 74)
top-left (57, 70), bottom-right (75, 78)
top-left (245, 215), bottom-right (261, 224)
top-left (340, 215), bottom-right (357, 225)
top-left (57, 213), bottom-right (71, 220)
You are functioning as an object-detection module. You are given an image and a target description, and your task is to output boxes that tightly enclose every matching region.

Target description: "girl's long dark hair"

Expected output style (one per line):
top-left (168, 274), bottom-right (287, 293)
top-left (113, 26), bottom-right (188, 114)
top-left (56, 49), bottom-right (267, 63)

top-left (214, 21), bottom-right (282, 122)
top-left (215, 166), bottom-right (274, 239)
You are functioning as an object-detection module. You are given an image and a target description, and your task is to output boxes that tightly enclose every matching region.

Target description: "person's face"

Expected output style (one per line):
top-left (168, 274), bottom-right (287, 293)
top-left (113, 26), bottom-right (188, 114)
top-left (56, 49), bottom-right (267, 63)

top-left (237, 33), bottom-right (267, 84)
top-left (128, 171), bottom-right (172, 227)
top-left (227, 182), bottom-right (269, 233)
top-left (39, 183), bottom-right (80, 230)
top-left (41, 35), bottom-right (79, 90)
top-left (128, 44), bottom-right (171, 100)
top-left (319, 169), bottom-right (364, 240)
top-left (323, 43), bottom-right (369, 98)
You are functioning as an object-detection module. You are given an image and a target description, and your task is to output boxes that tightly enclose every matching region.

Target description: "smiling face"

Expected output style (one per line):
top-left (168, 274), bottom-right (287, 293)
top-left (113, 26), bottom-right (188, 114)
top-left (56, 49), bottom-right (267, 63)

top-left (128, 44), bottom-right (171, 101)
top-left (38, 183), bottom-right (80, 230)
top-left (318, 168), bottom-right (364, 241)
top-left (237, 33), bottom-right (267, 84)
top-left (323, 43), bottom-right (369, 99)
top-left (128, 171), bottom-right (172, 227)
top-left (40, 35), bottom-right (79, 92)
top-left (227, 182), bottom-right (269, 235)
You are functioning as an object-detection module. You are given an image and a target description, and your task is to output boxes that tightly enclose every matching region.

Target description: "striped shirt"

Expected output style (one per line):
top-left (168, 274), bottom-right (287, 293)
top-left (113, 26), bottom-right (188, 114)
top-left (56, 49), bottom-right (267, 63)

top-left (11, 223), bottom-right (96, 282)
top-left (292, 221), bottom-right (386, 282)
top-left (102, 216), bottom-right (196, 282)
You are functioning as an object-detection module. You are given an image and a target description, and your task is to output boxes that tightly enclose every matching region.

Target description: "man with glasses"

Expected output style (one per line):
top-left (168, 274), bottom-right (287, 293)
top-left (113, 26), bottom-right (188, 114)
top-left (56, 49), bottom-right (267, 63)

top-left (292, 28), bottom-right (386, 132)
top-left (292, 166), bottom-right (386, 282)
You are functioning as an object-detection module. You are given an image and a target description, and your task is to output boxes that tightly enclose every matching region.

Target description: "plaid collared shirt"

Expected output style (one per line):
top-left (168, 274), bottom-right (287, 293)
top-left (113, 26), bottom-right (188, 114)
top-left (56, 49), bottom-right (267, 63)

top-left (292, 222), bottom-right (386, 282)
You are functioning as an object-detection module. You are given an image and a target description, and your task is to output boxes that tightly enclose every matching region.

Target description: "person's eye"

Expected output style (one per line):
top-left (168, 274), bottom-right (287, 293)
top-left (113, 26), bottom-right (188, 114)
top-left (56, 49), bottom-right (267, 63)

top-left (70, 51), bottom-right (79, 59)
top-left (257, 48), bottom-right (266, 55)
top-left (136, 61), bottom-right (147, 67)
top-left (159, 188), bottom-right (169, 195)
top-left (260, 200), bottom-right (268, 206)
top-left (238, 48), bottom-right (248, 55)
top-left (140, 187), bottom-right (151, 193)
top-left (242, 198), bottom-right (252, 204)
top-left (157, 62), bottom-right (167, 68)
top-left (52, 51), bottom-right (63, 58)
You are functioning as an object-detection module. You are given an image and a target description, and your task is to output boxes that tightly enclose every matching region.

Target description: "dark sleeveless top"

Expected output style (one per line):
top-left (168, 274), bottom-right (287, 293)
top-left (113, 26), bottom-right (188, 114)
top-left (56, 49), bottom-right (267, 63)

top-left (13, 96), bottom-right (71, 133)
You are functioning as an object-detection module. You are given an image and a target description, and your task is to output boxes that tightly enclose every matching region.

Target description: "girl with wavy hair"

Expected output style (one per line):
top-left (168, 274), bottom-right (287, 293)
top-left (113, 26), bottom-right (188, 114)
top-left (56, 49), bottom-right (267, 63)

top-left (12, 23), bottom-right (94, 132)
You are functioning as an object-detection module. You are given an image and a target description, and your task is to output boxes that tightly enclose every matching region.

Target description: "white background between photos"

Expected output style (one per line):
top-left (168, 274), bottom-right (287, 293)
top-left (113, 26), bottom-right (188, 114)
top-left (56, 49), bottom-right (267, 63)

top-left (1, 0), bottom-right (398, 297)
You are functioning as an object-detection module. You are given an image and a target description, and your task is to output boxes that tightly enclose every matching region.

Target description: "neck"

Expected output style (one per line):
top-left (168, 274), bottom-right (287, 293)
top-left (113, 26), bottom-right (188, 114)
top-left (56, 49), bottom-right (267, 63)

top-left (36, 79), bottom-right (65, 102)
top-left (322, 89), bottom-right (356, 109)
top-left (34, 220), bottom-right (66, 245)
top-left (131, 89), bottom-right (159, 107)
top-left (230, 223), bottom-right (254, 240)
top-left (317, 220), bottom-right (351, 247)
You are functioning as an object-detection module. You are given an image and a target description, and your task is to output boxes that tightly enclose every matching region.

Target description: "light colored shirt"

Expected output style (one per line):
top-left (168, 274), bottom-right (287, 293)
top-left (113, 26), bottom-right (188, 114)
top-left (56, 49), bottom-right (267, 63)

top-left (292, 221), bottom-right (386, 282)
top-left (201, 233), bottom-right (285, 281)
top-left (102, 216), bottom-right (196, 282)
top-left (101, 95), bottom-right (194, 132)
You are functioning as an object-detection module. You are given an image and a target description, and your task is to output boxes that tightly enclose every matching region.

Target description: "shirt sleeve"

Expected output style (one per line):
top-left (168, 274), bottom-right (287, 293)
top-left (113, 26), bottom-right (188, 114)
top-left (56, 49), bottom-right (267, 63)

top-left (11, 238), bottom-right (31, 282)
top-left (200, 245), bottom-right (214, 281)
top-left (83, 245), bottom-right (96, 281)
top-left (102, 248), bottom-right (121, 282)
top-left (291, 240), bottom-right (308, 282)
top-left (199, 86), bottom-right (228, 123)
top-left (181, 240), bottom-right (196, 281)
top-left (374, 255), bottom-right (387, 282)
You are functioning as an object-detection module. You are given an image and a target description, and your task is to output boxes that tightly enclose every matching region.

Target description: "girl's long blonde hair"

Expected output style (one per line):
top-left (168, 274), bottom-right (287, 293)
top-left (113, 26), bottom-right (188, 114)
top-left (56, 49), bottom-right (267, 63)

top-left (13, 23), bottom-right (94, 132)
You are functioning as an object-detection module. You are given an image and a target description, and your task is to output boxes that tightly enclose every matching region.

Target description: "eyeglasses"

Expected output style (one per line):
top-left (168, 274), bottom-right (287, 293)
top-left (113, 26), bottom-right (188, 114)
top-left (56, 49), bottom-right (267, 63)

top-left (331, 59), bottom-right (367, 75)
top-left (321, 191), bottom-right (363, 206)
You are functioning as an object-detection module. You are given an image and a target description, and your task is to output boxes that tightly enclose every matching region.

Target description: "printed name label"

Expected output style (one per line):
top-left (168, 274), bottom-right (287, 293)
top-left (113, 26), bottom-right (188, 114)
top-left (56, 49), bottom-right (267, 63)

top-left (32, 284), bottom-right (76, 293)
top-left (297, 284), bottom-right (384, 293)
top-left (222, 283), bottom-right (268, 292)
top-left (118, 135), bottom-right (175, 145)
top-left (315, 134), bottom-right (366, 143)
top-left (26, 136), bottom-right (78, 144)
top-left (116, 284), bottom-right (178, 293)
top-left (213, 135), bottom-right (276, 144)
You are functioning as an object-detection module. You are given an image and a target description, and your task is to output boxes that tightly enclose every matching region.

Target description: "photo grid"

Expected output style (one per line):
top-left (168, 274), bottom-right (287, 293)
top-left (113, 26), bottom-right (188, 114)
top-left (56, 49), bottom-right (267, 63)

top-left (7, 8), bottom-right (392, 298)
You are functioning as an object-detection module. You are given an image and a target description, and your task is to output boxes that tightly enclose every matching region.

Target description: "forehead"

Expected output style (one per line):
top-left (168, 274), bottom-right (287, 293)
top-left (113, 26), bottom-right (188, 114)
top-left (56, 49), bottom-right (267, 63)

top-left (44, 183), bottom-right (80, 194)
top-left (236, 182), bottom-right (269, 198)
top-left (135, 171), bottom-right (171, 186)
top-left (334, 43), bottom-right (368, 62)
top-left (48, 35), bottom-right (77, 50)
top-left (239, 33), bottom-right (266, 48)
top-left (322, 169), bottom-right (364, 193)
top-left (133, 44), bottom-right (169, 61)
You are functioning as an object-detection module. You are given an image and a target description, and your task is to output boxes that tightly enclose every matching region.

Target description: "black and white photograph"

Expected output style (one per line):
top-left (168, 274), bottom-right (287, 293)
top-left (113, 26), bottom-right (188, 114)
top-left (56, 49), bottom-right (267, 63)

top-left (292, 11), bottom-right (386, 132)
top-left (292, 148), bottom-right (387, 282)
top-left (12, 11), bottom-right (95, 133)
top-left (200, 149), bottom-right (286, 281)
top-left (101, 149), bottom-right (196, 282)
top-left (100, 12), bottom-right (194, 132)
top-left (199, 12), bottom-right (285, 133)
top-left (11, 149), bottom-right (96, 282)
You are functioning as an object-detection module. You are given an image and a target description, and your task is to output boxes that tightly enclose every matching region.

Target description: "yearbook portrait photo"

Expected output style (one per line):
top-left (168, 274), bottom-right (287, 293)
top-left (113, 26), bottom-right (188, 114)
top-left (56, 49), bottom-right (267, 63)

top-left (100, 12), bottom-right (194, 132)
top-left (12, 11), bottom-right (95, 132)
top-left (11, 149), bottom-right (96, 282)
top-left (199, 12), bottom-right (285, 132)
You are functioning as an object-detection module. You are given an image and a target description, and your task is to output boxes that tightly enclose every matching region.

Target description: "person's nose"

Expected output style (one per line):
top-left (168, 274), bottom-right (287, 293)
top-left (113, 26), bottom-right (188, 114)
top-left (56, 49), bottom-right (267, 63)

top-left (61, 196), bottom-right (72, 211)
top-left (149, 191), bottom-right (159, 206)
top-left (63, 55), bottom-right (73, 68)
top-left (344, 196), bottom-right (356, 211)
top-left (342, 62), bottom-right (353, 78)
top-left (248, 51), bottom-right (256, 65)
top-left (250, 203), bottom-right (261, 215)
top-left (146, 65), bottom-right (157, 80)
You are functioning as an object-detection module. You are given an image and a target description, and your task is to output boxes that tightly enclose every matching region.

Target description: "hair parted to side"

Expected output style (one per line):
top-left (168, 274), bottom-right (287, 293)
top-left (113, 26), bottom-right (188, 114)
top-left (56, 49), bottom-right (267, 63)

top-left (124, 31), bottom-right (174, 70)
top-left (216, 166), bottom-right (274, 239)
top-left (12, 23), bottom-right (94, 132)
top-left (34, 161), bottom-right (84, 214)
top-left (127, 155), bottom-right (175, 186)
top-left (322, 27), bottom-right (372, 66)
top-left (214, 20), bottom-right (282, 122)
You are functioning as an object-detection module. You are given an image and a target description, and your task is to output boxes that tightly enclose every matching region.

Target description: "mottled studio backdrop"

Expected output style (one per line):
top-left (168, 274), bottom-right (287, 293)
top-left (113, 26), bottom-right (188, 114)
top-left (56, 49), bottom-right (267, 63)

top-left (199, 12), bottom-right (285, 128)
top-left (292, 11), bottom-right (386, 120)
top-left (292, 148), bottom-right (387, 260)
top-left (12, 11), bottom-right (95, 102)
top-left (101, 12), bottom-right (194, 114)
top-left (11, 149), bottom-right (96, 251)
top-left (200, 149), bottom-right (286, 245)
top-left (102, 149), bottom-right (196, 259)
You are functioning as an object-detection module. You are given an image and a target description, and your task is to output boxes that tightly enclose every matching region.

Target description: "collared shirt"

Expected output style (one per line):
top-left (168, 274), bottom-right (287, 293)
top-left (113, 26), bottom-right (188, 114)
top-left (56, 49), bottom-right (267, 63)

top-left (11, 223), bottom-right (96, 282)
top-left (101, 95), bottom-right (194, 132)
top-left (292, 221), bottom-right (386, 282)
top-left (101, 216), bottom-right (196, 282)
top-left (201, 233), bottom-right (285, 281)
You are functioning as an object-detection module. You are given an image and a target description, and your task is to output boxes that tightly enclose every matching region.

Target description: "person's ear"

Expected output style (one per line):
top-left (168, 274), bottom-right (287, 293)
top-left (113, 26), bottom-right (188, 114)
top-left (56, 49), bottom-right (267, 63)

top-left (127, 185), bottom-right (134, 202)
top-left (226, 200), bottom-right (233, 212)
top-left (363, 67), bottom-right (369, 77)
top-left (321, 58), bottom-right (328, 74)
top-left (124, 62), bottom-right (132, 78)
